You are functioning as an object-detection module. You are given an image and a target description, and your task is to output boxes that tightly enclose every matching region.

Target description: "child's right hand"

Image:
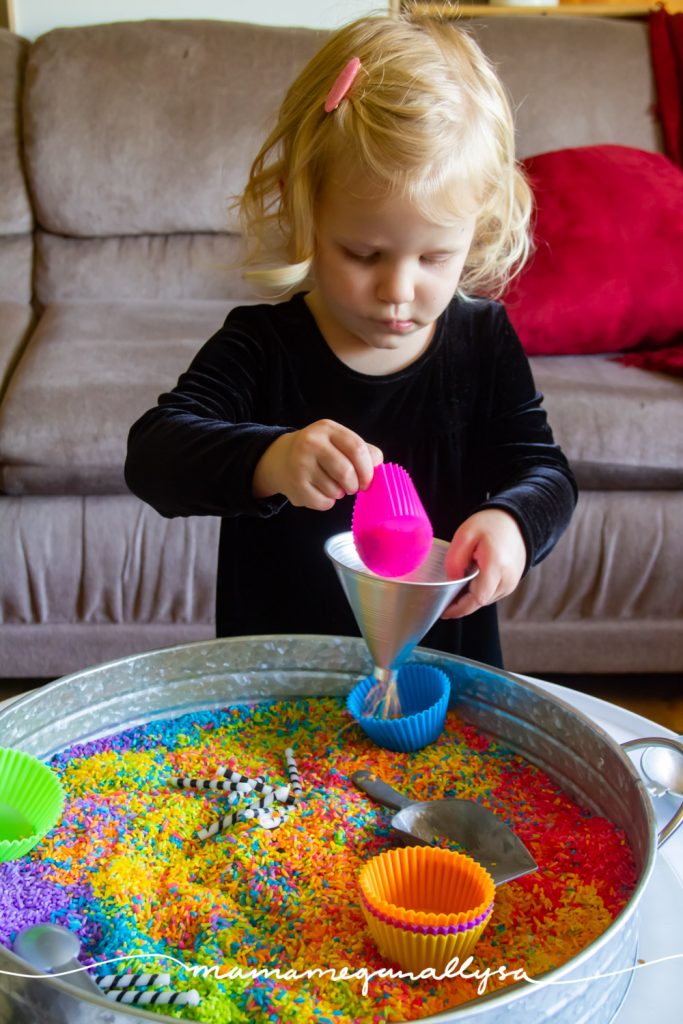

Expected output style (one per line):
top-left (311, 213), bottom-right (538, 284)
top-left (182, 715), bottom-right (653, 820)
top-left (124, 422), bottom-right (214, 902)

top-left (253, 419), bottom-right (383, 511)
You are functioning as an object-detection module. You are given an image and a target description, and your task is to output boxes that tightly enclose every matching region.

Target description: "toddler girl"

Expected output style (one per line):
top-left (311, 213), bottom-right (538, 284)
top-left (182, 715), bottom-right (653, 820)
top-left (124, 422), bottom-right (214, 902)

top-left (125, 12), bottom-right (577, 668)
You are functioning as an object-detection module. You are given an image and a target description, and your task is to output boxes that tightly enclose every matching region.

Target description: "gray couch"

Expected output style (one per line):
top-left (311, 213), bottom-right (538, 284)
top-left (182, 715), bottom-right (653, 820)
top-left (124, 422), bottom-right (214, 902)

top-left (1, 16), bottom-right (681, 679)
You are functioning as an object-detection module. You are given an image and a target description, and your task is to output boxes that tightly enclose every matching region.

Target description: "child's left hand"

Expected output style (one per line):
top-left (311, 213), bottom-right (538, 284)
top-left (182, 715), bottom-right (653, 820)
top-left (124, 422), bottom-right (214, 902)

top-left (441, 509), bottom-right (527, 619)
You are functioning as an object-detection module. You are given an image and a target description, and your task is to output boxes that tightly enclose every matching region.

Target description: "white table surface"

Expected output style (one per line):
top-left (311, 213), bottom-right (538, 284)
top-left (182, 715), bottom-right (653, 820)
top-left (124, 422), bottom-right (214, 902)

top-left (526, 678), bottom-right (683, 1023)
top-left (2, 678), bottom-right (682, 1021)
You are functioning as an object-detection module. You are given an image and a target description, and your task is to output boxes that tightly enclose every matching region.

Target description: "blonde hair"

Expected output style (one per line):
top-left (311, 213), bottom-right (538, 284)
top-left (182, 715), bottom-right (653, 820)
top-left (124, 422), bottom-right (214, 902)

top-left (239, 11), bottom-right (531, 298)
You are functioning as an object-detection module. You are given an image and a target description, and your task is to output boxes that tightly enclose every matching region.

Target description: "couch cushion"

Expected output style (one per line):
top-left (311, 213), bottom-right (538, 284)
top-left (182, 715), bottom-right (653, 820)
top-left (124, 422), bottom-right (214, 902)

top-left (23, 20), bottom-right (323, 237)
top-left (0, 235), bottom-right (33, 304)
top-left (0, 302), bottom-right (33, 398)
top-left (0, 31), bottom-right (33, 318)
top-left (530, 354), bottom-right (683, 489)
top-left (500, 489), bottom-right (683, 673)
top-left (0, 493), bottom-right (218, 676)
top-left (0, 493), bottom-right (218, 627)
top-left (0, 30), bottom-right (32, 235)
top-left (0, 301), bottom-right (233, 495)
top-left (35, 230), bottom-right (250, 305)
top-left (470, 16), bottom-right (659, 159)
top-left (1, 303), bottom-right (679, 496)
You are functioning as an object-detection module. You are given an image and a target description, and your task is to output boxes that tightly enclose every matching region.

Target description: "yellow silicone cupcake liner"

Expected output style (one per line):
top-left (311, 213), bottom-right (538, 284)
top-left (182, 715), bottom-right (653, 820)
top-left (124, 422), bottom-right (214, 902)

top-left (359, 845), bottom-right (495, 929)
top-left (0, 747), bottom-right (65, 862)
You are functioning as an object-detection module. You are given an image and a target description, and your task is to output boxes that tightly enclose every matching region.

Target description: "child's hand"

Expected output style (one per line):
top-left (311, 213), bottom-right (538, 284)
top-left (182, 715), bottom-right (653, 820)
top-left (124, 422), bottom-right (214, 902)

top-left (253, 419), bottom-right (383, 511)
top-left (441, 509), bottom-right (527, 619)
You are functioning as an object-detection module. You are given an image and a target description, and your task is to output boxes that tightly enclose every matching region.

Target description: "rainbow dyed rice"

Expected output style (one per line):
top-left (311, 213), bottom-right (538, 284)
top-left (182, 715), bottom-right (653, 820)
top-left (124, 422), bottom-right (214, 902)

top-left (0, 696), bottom-right (637, 1022)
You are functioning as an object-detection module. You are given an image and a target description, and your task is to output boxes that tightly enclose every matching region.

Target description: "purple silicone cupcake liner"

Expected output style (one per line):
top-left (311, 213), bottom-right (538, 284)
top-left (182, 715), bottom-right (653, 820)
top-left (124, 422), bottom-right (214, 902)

top-left (361, 891), bottom-right (494, 935)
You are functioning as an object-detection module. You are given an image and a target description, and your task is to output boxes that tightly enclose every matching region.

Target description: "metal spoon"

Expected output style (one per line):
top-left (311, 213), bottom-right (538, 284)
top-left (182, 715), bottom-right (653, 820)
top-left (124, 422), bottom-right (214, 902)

top-left (623, 736), bottom-right (683, 796)
top-left (12, 922), bottom-right (101, 995)
top-left (642, 743), bottom-right (683, 798)
top-left (622, 736), bottom-right (683, 844)
top-left (639, 735), bottom-right (683, 795)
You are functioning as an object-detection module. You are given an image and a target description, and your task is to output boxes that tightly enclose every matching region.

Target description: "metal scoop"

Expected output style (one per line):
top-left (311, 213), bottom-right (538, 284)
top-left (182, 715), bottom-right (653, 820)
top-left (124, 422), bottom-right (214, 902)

top-left (352, 770), bottom-right (537, 886)
top-left (12, 922), bottom-right (101, 995)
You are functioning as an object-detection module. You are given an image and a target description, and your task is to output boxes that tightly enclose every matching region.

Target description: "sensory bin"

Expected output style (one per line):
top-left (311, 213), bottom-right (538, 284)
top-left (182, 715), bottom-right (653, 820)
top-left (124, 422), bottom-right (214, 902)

top-left (0, 696), bottom-right (638, 1023)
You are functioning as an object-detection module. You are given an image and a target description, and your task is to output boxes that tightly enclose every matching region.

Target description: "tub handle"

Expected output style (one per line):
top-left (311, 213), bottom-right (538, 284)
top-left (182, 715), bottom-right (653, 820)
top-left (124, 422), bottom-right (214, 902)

top-left (622, 737), bottom-right (683, 847)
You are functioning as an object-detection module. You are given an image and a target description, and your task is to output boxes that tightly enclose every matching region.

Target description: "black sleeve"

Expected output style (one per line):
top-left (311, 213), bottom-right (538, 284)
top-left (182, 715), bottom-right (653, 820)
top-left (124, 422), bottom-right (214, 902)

top-left (124, 313), bottom-right (290, 519)
top-left (473, 307), bottom-right (578, 571)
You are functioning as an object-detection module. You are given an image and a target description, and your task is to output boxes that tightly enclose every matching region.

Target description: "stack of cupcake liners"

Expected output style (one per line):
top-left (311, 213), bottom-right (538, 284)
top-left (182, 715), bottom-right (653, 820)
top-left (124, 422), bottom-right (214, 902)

top-left (358, 845), bottom-right (495, 973)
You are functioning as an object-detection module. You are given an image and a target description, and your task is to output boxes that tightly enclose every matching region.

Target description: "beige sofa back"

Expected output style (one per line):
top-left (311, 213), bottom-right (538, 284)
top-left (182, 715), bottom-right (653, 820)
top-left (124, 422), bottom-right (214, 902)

top-left (1, 16), bottom-right (680, 680)
top-left (0, 31), bottom-right (32, 293)
top-left (0, 30), bottom-right (33, 394)
top-left (23, 16), bottom-right (660, 307)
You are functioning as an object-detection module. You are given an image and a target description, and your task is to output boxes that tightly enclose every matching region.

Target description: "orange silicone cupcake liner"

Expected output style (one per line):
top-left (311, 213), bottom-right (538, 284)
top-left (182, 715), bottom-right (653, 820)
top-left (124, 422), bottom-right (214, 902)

top-left (359, 846), bottom-right (495, 930)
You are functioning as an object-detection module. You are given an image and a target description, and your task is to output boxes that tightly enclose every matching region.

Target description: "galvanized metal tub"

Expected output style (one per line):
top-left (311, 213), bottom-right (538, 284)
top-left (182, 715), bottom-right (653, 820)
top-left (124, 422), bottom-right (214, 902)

top-left (0, 635), bottom-right (678, 1024)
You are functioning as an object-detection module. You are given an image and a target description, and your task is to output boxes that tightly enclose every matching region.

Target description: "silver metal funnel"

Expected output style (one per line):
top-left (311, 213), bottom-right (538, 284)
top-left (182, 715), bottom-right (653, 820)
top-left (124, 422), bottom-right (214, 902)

top-left (325, 531), bottom-right (478, 678)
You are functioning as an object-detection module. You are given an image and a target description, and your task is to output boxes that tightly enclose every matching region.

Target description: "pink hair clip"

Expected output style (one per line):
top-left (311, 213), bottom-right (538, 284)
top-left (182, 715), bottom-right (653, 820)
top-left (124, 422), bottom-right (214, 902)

top-left (324, 56), bottom-right (361, 113)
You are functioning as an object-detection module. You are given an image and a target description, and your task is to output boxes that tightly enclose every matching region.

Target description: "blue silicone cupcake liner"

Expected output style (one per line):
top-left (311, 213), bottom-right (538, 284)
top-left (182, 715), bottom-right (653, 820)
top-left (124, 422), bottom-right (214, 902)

top-left (347, 664), bottom-right (450, 752)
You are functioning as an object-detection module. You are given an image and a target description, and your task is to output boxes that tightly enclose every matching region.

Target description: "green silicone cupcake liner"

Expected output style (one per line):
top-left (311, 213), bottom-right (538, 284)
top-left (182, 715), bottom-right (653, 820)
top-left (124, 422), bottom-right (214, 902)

top-left (0, 747), bottom-right (65, 862)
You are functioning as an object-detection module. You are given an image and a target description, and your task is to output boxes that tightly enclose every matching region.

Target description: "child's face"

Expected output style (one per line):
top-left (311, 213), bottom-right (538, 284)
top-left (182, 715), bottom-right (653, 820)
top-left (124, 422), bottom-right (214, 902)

top-left (306, 164), bottom-right (477, 374)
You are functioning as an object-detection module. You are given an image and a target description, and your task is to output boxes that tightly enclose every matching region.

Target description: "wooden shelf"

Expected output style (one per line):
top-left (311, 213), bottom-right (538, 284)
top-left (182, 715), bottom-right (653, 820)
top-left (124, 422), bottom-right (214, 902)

top-left (456, 4), bottom-right (649, 15)
top-left (403, 1), bottom-right (682, 17)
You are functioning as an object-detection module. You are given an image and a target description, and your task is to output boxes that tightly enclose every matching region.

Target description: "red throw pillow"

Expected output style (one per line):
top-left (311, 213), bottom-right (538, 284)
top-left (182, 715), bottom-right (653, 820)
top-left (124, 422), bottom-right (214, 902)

top-left (503, 145), bottom-right (683, 357)
top-left (619, 346), bottom-right (683, 375)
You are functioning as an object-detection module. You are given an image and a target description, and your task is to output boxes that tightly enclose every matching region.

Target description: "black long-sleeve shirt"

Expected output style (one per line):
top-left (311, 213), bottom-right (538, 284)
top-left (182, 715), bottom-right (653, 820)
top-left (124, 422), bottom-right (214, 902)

top-left (125, 293), bottom-right (577, 667)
